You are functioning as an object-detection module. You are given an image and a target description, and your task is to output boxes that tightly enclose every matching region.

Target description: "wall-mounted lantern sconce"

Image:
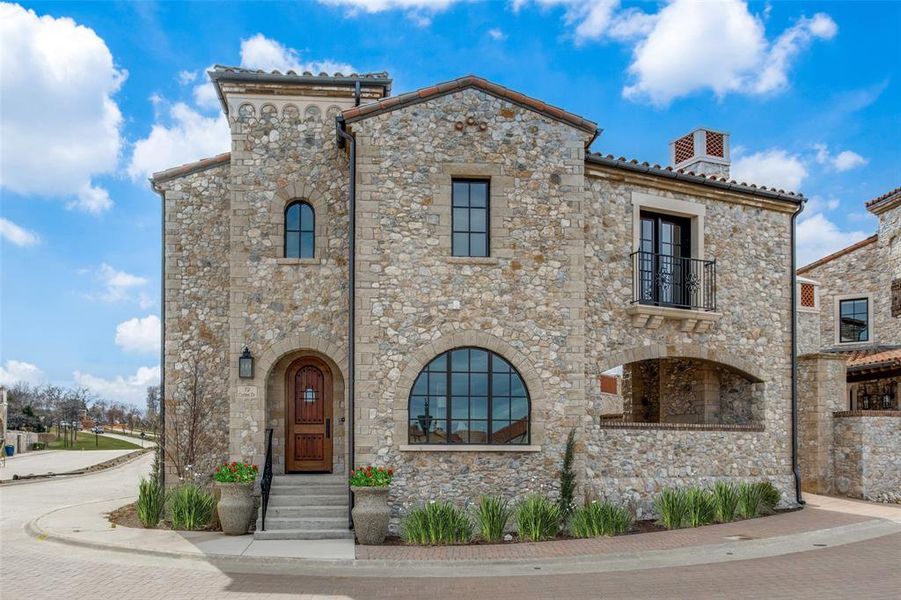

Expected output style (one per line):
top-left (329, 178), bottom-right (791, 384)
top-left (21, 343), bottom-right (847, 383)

top-left (238, 346), bottom-right (254, 379)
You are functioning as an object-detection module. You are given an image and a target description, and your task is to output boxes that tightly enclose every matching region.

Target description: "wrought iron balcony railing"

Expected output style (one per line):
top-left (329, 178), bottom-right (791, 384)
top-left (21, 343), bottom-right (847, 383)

top-left (631, 251), bottom-right (716, 312)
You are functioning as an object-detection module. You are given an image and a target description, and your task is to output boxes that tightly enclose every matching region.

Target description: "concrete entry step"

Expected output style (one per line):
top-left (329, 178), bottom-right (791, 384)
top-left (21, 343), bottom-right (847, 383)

top-left (269, 482), bottom-right (347, 494)
top-left (273, 473), bottom-right (346, 484)
top-left (253, 528), bottom-right (354, 541)
top-left (262, 505), bottom-right (347, 518)
top-left (267, 494), bottom-right (348, 507)
top-left (264, 516), bottom-right (348, 529)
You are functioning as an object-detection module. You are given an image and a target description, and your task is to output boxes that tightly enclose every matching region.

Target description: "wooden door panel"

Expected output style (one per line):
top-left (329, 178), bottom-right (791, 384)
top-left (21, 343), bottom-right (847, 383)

top-left (286, 358), bottom-right (333, 473)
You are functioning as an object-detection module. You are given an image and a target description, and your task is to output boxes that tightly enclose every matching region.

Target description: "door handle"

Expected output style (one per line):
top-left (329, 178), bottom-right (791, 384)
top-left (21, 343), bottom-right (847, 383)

top-left (326, 418), bottom-right (331, 439)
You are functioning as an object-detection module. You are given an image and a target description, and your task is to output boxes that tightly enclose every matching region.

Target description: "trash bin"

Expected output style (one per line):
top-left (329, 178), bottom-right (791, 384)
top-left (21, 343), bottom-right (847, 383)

top-left (4, 444), bottom-right (14, 457)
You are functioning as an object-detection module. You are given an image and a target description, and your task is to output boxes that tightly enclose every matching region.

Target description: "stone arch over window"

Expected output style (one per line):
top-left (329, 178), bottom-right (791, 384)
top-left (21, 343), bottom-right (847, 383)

top-left (274, 181), bottom-right (328, 262)
top-left (394, 331), bottom-right (546, 446)
top-left (407, 347), bottom-right (531, 445)
top-left (284, 201), bottom-right (315, 258)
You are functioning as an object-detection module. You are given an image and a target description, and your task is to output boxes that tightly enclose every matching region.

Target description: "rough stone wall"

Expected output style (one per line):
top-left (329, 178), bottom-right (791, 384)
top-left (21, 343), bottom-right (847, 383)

top-left (159, 165), bottom-right (231, 482)
top-left (225, 98), bottom-right (351, 473)
top-left (584, 172), bottom-right (796, 503)
top-left (833, 413), bottom-right (901, 500)
top-left (876, 201), bottom-right (901, 333)
top-left (622, 361), bottom-right (660, 421)
top-left (797, 353), bottom-right (847, 494)
top-left (801, 240), bottom-right (888, 348)
top-left (797, 310), bottom-right (821, 355)
top-left (351, 88), bottom-right (590, 525)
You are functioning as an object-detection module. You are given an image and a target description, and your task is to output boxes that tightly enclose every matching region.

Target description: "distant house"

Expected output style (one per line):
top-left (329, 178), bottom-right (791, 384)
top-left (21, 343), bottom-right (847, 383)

top-left (152, 66), bottom-right (807, 539)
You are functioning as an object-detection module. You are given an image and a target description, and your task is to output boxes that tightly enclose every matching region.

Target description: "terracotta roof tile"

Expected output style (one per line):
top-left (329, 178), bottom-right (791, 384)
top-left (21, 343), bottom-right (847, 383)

top-left (847, 348), bottom-right (901, 369)
top-left (865, 186), bottom-right (901, 210)
top-left (151, 152), bottom-right (231, 184)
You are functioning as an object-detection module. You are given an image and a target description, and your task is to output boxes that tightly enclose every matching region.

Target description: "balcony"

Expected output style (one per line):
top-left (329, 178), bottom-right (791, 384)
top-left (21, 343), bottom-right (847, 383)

top-left (627, 251), bottom-right (721, 333)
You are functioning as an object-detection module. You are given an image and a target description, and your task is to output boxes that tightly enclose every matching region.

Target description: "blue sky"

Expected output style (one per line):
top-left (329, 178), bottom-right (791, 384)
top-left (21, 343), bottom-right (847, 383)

top-left (1, 1), bottom-right (899, 406)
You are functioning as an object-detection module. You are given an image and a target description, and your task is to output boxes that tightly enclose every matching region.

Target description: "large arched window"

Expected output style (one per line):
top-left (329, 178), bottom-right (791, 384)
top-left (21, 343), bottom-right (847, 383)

top-left (285, 201), bottom-right (315, 258)
top-left (408, 347), bottom-right (530, 445)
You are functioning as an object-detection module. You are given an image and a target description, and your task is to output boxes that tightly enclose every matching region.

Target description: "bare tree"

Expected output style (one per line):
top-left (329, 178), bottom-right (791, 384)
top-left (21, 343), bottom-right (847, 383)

top-left (145, 385), bottom-right (161, 434)
top-left (165, 358), bottom-right (218, 483)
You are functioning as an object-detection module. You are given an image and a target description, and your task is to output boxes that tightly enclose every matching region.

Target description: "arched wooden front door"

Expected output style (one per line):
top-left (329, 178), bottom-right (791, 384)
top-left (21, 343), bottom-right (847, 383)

top-left (286, 357), bottom-right (333, 473)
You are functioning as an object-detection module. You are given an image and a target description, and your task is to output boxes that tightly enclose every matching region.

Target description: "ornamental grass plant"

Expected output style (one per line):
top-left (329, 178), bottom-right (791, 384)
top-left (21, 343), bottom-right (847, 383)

top-left (168, 484), bottom-right (216, 531)
top-left (684, 486), bottom-right (716, 528)
top-left (712, 481), bottom-right (740, 523)
top-left (755, 481), bottom-right (782, 514)
top-left (516, 495), bottom-right (560, 542)
top-left (474, 495), bottom-right (513, 542)
top-left (569, 500), bottom-right (632, 538)
top-left (655, 488), bottom-right (690, 530)
top-left (402, 501), bottom-right (472, 545)
top-left (737, 482), bottom-right (765, 520)
top-left (136, 477), bottom-right (165, 528)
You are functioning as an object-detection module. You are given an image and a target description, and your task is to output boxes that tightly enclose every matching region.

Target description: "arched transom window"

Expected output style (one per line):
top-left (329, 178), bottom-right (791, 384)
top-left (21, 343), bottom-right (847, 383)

top-left (408, 347), bottom-right (530, 445)
top-left (285, 200), bottom-right (314, 258)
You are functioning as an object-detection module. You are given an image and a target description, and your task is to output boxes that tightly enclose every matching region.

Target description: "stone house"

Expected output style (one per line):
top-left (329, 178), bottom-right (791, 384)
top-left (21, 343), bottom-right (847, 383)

top-left (152, 67), bottom-right (806, 539)
top-left (796, 187), bottom-right (900, 501)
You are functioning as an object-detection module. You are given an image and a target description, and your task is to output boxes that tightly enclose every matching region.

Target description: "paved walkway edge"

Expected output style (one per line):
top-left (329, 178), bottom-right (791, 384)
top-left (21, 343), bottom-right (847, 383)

top-left (24, 499), bottom-right (901, 578)
top-left (1, 448), bottom-right (152, 486)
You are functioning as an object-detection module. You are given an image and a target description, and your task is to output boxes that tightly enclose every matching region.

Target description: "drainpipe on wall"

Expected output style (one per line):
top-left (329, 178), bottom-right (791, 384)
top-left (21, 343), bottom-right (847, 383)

top-left (336, 116), bottom-right (356, 529)
top-left (151, 180), bottom-right (166, 488)
top-left (790, 200), bottom-right (806, 506)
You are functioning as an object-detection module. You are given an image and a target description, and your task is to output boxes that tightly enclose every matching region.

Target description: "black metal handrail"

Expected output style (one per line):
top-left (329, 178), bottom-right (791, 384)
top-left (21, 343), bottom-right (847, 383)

top-left (260, 428), bottom-right (273, 531)
top-left (631, 250), bottom-right (716, 312)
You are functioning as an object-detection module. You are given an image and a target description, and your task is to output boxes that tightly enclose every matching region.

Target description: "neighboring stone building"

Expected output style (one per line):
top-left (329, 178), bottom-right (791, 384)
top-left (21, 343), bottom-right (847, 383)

top-left (152, 67), bottom-right (807, 538)
top-left (796, 188), bottom-right (901, 501)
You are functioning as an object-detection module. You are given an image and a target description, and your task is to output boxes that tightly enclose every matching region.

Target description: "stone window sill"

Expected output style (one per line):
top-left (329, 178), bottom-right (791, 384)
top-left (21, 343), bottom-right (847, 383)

top-left (446, 256), bottom-right (500, 266)
top-left (598, 421), bottom-right (763, 432)
top-left (276, 258), bottom-right (322, 266)
top-left (833, 410), bottom-right (901, 418)
top-left (625, 304), bottom-right (721, 333)
top-left (399, 444), bottom-right (541, 452)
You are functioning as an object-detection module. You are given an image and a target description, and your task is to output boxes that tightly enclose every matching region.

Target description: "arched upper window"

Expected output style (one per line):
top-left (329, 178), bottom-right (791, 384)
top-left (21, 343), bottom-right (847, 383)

top-left (285, 201), bottom-right (315, 258)
top-left (408, 347), bottom-right (530, 445)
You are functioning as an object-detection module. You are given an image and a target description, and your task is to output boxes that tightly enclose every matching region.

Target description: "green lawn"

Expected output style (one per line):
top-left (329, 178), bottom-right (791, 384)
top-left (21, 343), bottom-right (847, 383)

top-left (47, 431), bottom-right (142, 451)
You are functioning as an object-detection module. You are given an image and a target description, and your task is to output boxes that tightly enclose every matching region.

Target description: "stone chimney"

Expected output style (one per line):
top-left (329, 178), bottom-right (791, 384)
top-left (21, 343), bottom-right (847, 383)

top-left (670, 128), bottom-right (730, 178)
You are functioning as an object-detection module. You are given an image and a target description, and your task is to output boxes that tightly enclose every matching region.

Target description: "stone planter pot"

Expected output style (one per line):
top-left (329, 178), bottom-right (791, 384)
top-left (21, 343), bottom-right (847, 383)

top-left (216, 482), bottom-right (255, 535)
top-left (351, 486), bottom-right (391, 545)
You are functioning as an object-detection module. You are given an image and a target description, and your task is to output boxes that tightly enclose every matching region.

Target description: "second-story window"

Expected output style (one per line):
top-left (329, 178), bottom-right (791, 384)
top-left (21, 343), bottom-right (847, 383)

top-left (285, 200), bottom-right (314, 258)
top-left (452, 179), bottom-right (489, 257)
top-left (839, 297), bottom-right (869, 343)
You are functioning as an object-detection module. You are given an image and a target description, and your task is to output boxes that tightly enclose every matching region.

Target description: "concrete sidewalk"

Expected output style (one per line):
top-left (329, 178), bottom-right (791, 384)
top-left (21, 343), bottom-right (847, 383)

top-left (25, 494), bottom-right (901, 577)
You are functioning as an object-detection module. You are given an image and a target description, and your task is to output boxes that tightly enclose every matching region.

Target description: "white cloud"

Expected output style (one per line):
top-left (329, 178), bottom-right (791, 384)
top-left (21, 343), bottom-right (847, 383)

top-left (813, 144), bottom-right (868, 172)
top-left (178, 70), bottom-right (198, 85)
top-left (487, 28), bottom-right (507, 41)
top-left (797, 212), bottom-right (869, 267)
top-left (513, 0), bottom-right (836, 105)
top-left (239, 33), bottom-right (356, 74)
top-left (0, 359), bottom-right (45, 386)
top-left (317, 0), bottom-right (458, 24)
top-left (86, 263), bottom-right (150, 304)
top-left (0, 218), bottom-right (40, 246)
top-left (128, 102), bottom-right (230, 180)
top-left (731, 149), bottom-right (808, 191)
top-left (115, 315), bottom-right (161, 354)
top-left (74, 365), bottom-right (160, 407)
top-left (0, 2), bottom-right (125, 213)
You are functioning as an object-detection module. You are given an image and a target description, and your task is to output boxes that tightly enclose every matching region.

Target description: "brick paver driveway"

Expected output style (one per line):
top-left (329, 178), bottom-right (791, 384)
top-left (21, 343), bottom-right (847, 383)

top-left (1, 455), bottom-right (898, 599)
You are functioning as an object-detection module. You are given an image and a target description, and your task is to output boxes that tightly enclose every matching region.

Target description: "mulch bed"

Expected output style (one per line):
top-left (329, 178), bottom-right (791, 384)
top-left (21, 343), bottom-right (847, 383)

top-left (107, 501), bottom-right (222, 532)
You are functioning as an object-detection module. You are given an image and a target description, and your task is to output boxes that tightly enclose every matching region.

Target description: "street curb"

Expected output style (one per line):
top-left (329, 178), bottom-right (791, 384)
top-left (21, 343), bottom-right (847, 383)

top-left (23, 498), bottom-right (901, 578)
top-left (1, 448), bottom-right (152, 486)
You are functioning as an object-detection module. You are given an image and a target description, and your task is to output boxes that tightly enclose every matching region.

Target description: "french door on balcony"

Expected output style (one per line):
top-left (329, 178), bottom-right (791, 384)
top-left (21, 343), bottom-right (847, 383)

top-left (638, 211), bottom-right (692, 308)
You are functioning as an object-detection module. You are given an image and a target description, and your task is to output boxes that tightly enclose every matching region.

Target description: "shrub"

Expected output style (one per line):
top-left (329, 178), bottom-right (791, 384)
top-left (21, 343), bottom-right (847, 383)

top-left (655, 488), bottom-right (689, 530)
top-left (402, 502), bottom-right (471, 545)
top-left (516, 495), bottom-right (560, 542)
top-left (474, 496), bottom-right (512, 542)
top-left (685, 487), bottom-right (716, 527)
top-left (712, 482), bottom-right (740, 523)
top-left (755, 482), bottom-right (782, 514)
top-left (569, 500), bottom-right (632, 538)
top-left (737, 482), bottom-right (764, 519)
top-left (213, 461), bottom-right (258, 484)
top-left (168, 484), bottom-right (215, 531)
top-left (349, 465), bottom-right (394, 487)
top-left (136, 477), bottom-right (166, 528)
top-left (558, 428), bottom-right (577, 526)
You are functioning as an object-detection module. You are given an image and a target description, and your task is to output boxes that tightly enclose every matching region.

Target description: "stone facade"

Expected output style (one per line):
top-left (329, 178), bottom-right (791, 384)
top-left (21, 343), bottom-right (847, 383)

top-left (154, 70), bottom-right (802, 526)
top-left (797, 353), bottom-right (847, 494)
top-left (833, 412), bottom-right (901, 500)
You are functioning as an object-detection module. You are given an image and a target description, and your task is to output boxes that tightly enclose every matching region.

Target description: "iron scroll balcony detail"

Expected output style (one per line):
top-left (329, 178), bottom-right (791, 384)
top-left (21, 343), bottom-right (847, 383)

top-left (631, 251), bottom-right (717, 313)
top-left (260, 428), bottom-right (273, 531)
